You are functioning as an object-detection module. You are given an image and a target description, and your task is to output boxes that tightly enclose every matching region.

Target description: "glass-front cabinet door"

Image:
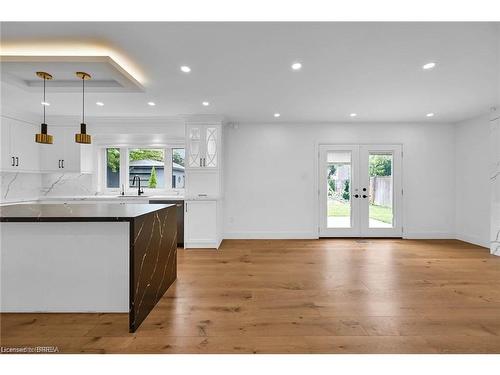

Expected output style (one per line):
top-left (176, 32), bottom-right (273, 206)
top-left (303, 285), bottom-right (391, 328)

top-left (186, 124), bottom-right (220, 169)
top-left (187, 125), bottom-right (203, 168)
top-left (204, 126), bottom-right (219, 168)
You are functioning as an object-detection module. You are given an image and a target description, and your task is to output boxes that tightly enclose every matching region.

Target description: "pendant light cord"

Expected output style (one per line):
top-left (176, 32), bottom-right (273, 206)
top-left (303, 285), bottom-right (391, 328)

top-left (43, 76), bottom-right (46, 123)
top-left (82, 76), bottom-right (85, 123)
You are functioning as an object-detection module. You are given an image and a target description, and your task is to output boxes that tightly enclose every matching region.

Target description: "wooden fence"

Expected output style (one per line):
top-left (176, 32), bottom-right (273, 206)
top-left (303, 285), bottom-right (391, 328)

top-left (369, 176), bottom-right (392, 207)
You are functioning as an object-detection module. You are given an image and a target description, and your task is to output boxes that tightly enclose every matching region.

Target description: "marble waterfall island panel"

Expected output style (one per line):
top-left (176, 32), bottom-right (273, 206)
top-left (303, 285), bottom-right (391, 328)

top-left (130, 205), bottom-right (177, 332)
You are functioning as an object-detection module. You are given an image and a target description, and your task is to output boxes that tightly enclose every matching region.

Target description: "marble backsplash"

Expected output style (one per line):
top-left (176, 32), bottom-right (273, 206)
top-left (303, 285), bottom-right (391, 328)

top-left (1, 172), bottom-right (96, 203)
top-left (1, 172), bottom-right (42, 203)
top-left (40, 173), bottom-right (96, 197)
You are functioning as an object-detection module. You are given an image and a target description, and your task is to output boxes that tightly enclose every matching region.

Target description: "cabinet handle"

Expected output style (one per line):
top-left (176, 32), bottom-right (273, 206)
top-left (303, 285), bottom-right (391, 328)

top-left (61, 159), bottom-right (64, 168)
top-left (11, 157), bottom-right (15, 167)
top-left (199, 158), bottom-right (202, 167)
top-left (58, 160), bottom-right (61, 168)
top-left (15, 157), bottom-right (19, 167)
top-left (185, 203), bottom-right (188, 213)
top-left (203, 158), bottom-right (206, 167)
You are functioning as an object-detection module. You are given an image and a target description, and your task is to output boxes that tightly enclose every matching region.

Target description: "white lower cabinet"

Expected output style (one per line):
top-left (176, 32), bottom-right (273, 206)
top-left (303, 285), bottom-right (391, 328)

top-left (184, 200), bottom-right (220, 249)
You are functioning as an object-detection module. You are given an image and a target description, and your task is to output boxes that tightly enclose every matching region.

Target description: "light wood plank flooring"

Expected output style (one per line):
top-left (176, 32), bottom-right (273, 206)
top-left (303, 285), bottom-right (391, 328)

top-left (2, 239), bottom-right (500, 354)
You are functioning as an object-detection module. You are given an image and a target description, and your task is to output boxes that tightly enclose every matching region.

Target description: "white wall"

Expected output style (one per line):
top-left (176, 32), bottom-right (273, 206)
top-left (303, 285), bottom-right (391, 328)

top-left (223, 122), bottom-right (456, 239)
top-left (454, 114), bottom-right (491, 247)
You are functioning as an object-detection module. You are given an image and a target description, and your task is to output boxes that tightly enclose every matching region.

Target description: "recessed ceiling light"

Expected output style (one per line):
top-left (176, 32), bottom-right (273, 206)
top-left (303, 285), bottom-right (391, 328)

top-left (180, 66), bottom-right (191, 73)
top-left (350, 113), bottom-right (357, 117)
top-left (274, 113), bottom-right (281, 118)
top-left (96, 102), bottom-right (104, 106)
top-left (41, 101), bottom-right (50, 106)
top-left (291, 62), bottom-right (302, 70)
top-left (202, 101), bottom-right (210, 106)
top-left (426, 112), bottom-right (435, 117)
top-left (147, 102), bottom-right (156, 106)
top-left (422, 62), bottom-right (436, 70)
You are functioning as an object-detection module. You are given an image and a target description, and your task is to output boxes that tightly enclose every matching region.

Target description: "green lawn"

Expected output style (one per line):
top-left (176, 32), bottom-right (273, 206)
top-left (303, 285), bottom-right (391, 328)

top-left (327, 199), bottom-right (393, 224)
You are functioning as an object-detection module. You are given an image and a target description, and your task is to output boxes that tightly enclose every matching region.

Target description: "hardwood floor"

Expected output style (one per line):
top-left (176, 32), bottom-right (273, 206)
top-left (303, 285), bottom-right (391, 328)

top-left (2, 239), bottom-right (500, 354)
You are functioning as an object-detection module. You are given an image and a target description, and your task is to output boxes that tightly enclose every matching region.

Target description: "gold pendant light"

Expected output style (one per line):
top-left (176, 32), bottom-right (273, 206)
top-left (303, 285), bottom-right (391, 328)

top-left (75, 71), bottom-right (92, 144)
top-left (35, 72), bottom-right (54, 144)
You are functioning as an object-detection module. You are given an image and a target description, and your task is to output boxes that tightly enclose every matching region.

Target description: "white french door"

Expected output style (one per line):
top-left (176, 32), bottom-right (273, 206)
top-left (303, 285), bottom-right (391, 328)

top-left (319, 144), bottom-right (402, 237)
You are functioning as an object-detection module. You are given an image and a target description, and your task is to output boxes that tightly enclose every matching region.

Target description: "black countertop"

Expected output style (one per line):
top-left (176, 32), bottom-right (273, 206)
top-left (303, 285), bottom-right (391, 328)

top-left (0, 203), bottom-right (175, 222)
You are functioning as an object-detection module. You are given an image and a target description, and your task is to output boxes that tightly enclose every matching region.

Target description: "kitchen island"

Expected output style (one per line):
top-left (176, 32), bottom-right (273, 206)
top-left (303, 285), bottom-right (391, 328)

top-left (0, 203), bottom-right (177, 332)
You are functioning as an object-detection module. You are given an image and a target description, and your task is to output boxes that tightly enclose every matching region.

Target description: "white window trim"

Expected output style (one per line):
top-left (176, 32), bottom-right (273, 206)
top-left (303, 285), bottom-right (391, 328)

top-left (99, 144), bottom-right (185, 195)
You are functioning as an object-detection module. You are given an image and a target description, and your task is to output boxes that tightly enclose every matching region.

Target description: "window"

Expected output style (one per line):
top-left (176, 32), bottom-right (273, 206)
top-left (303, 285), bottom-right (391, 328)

top-left (128, 148), bottom-right (165, 189)
top-left (106, 148), bottom-right (120, 188)
top-left (101, 146), bottom-right (185, 192)
top-left (172, 148), bottom-right (185, 189)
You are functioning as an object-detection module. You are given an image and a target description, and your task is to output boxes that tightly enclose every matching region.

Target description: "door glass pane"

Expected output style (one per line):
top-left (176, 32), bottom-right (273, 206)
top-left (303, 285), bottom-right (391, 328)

top-left (106, 148), bottom-right (120, 188)
top-left (128, 148), bottom-right (165, 189)
top-left (368, 153), bottom-right (393, 228)
top-left (327, 151), bottom-right (352, 228)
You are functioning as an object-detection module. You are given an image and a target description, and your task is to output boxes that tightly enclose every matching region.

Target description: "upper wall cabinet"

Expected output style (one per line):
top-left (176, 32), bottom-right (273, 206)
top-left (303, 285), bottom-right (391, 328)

top-left (40, 127), bottom-right (93, 173)
top-left (0, 117), bottom-right (40, 173)
top-left (186, 124), bottom-right (221, 169)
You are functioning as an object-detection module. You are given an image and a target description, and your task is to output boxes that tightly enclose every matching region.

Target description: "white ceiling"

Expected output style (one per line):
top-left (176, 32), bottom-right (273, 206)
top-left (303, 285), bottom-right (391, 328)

top-left (1, 57), bottom-right (143, 92)
top-left (1, 22), bottom-right (499, 123)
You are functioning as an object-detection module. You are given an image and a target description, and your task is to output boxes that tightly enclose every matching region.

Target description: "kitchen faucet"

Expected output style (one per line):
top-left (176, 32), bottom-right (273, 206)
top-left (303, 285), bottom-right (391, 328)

top-left (132, 175), bottom-right (144, 196)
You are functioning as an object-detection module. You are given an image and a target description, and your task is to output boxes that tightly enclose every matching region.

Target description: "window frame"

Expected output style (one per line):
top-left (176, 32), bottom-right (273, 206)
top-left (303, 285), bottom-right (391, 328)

top-left (99, 144), bottom-right (185, 195)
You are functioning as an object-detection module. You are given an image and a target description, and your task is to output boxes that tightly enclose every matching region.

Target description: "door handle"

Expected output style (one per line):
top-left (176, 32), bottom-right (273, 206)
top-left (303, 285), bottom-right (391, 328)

top-left (11, 157), bottom-right (15, 166)
top-left (15, 157), bottom-right (19, 166)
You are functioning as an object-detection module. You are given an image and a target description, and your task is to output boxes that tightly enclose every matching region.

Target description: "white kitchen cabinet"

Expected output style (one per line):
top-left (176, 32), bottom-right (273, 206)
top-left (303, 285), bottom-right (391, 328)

top-left (0, 117), bottom-right (40, 173)
top-left (186, 123), bottom-right (221, 169)
top-left (184, 121), bottom-right (223, 249)
top-left (39, 126), bottom-right (65, 172)
top-left (184, 200), bottom-right (221, 248)
top-left (185, 169), bottom-right (221, 199)
top-left (185, 122), bottom-right (223, 199)
top-left (40, 127), bottom-right (93, 173)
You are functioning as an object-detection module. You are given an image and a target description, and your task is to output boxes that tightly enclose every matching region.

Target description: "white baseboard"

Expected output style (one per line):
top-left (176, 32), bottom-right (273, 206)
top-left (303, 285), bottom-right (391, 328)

top-left (455, 233), bottom-right (489, 248)
top-left (222, 231), bottom-right (489, 250)
top-left (223, 231), bottom-right (319, 240)
top-left (403, 232), bottom-right (455, 240)
top-left (184, 239), bottom-right (221, 249)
